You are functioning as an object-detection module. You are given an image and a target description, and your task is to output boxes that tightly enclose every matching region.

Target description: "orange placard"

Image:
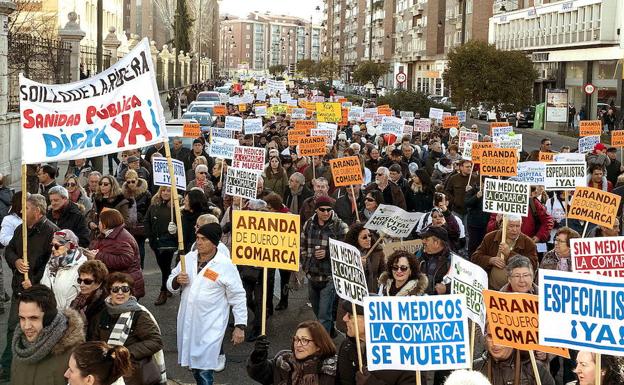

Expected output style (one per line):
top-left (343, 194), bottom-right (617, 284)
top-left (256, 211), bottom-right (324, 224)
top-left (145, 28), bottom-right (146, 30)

top-left (294, 120), bottom-right (317, 130)
top-left (213, 105), bottom-right (227, 116)
top-left (612, 130), bottom-right (624, 147)
top-left (489, 121), bottom-right (510, 135)
top-left (329, 156), bottom-right (363, 187)
top-left (484, 291), bottom-right (570, 357)
top-left (568, 187), bottom-right (621, 228)
top-left (479, 148), bottom-right (518, 176)
top-left (470, 142), bottom-right (494, 164)
top-left (337, 98), bottom-right (348, 104)
top-left (538, 151), bottom-right (555, 162)
top-left (442, 115), bottom-right (459, 128)
top-left (377, 106), bottom-right (392, 116)
top-left (298, 136), bottom-right (327, 157)
top-left (579, 120), bottom-right (602, 137)
top-left (339, 108), bottom-right (349, 127)
top-left (288, 128), bottom-right (310, 146)
top-left (238, 104), bottom-right (247, 112)
top-left (182, 122), bottom-right (201, 138)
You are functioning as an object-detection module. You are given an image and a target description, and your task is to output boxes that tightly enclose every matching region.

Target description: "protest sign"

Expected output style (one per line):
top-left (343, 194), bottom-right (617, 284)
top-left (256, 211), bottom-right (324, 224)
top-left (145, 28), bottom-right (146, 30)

top-left (288, 127), bottom-right (310, 146)
top-left (294, 120), bottom-right (317, 131)
top-left (266, 79), bottom-right (287, 94)
top-left (377, 106), bottom-right (392, 116)
top-left (442, 115), bottom-right (459, 128)
top-left (456, 110), bottom-right (467, 122)
top-left (539, 269), bottom-right (624, 356)
top-left (414, 118), bottom-right (431, 133)
top-left (213, 105), bottom-right (227, 116)
top-left (208, 137), bottom-right (238, 159)
top-left (483, 178), bottom-right (530, 216)
top-left (364, 204), bottom-right (424, 238)
top-left (479, 148), bottom-right (518, 177)
top-left (298, 136), bottom-right (327, 157)
top-left (329, 239), bottom-right (368, 306)
top-left (489, 121), bottom-right (510, 135)
top-left (458, 131), bottom-right (479, 151)
top-left (19, 38), bottom-right (167, 163)
top-left (429, 107), bottom-right (444, 120)
top-left (402, 125), bottom-right (413, 138)
top-left (491, 126), bottom-right (514, 138)
top-left (311, 128), bottom-right (336, 146)
top-left (224, 116), bottom-right (243, 131)
top-left (232, 210), bottom-right (300, 271)
top-left (316, 102), bottom-right (342, 122)
top-left (182, 122), bottom-right (201, 138)
top-left (578, 135), bottom-right (600, 153)
top-left (579, 120), bottom-right (602, 136)
top-left (348, 106), bottom-right (363, 121)
top-left (493, 133), bottom-right (522, 151)
top-left (152, 157), bottom-right (186, 191)
top-left (448, 254), bottom-right (487, 329)
top-left (224, 167), bottom-right (259, 200)
top-left (544, 163), bottom-right (586, 191)
top-left (269, 97), bottom-right (281, 106)
top-left (539, 152), bottom-right (554, 162)
top-left (612, 130), bottom-right (624, 147)
top-left (466, 142), bottom-right (494, 163)
top-left (254, 105), bottom-right (267, 116)
top-left (571, 236), bottom-right (624, 277)
top-left (255, 90), bottom-right (266, 101)
top-left (211, 127), bottom-right (234, 139)
top-left (462, 141), bottom-right (476, 160)
top-left (399, 111), bottom-right (414, 122)
top-left (330, 156), bottom-right (364, 187)
top-left (554, 152), bottom-right (586, 163)
top-left (568, 187), bottom-right (621, 228)
top-left (511, 161), bottom-right (546, 185)
top-left (232, 146), bottom-right (266, 172)
top-left (382, 240), bottom-right (423, 258)
top-left (291, 108), bottom-right (306, 119)
top-left (364, 295), bottom-right (470, 371)
top-left (380, 116), bottom-right (405, 137)
top-left (238, 104), bottom-right (247, 112)
top-left (485, 290), bottom-right (569, 357)
top-left (244, 118), bottom-right (263, 135)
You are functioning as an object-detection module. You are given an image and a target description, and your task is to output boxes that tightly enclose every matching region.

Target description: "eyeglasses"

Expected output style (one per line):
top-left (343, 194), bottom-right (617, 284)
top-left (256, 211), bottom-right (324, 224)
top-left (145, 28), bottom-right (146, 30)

top-left (365, 197), bottom-right (376, 202)
top-left (293, 336), bottom-right (313, 346)
top-left (110, 286), bottom-right (131, 294)
top-left (99, 182), bottom-right (110, 186)
top-left (375, 173), bottom-right (385, 176)
top-left (392, 265), bottom-right (410, 272)
top-left (52, 243), bottom-right (66, 250)
top-left (509, 273), bottom-right (533, 280)
top-left (77, 278), bottom-right (95, 285)
top-left (126, 180), bottom-right (137, 184)
top-left (318, 207), bottom-right (333, 213)
top-left (64, 182), bottom-right (77, 187)
top-left (554, 238), bottom-right (567, 244)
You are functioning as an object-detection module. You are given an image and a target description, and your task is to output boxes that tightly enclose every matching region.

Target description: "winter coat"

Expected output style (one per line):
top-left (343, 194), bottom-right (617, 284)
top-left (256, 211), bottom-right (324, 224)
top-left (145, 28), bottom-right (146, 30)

top-left (364, 182), bottom-right (406, 210)
top-left (301, 212), bottom-right (349, 280)
top-left (586, 152), bottom-right (610, 170)
top-left (378, 272), bottom-right (428, 296)
top-left (418, 247), bottom-right (452, 295)
top-left (365, 158), bottom-right (382, 175)
top-left (471, 230), bottom-right (538, 290)
top-left (10, 309), bottom-right (85, 385)
top-left (540, 250), bottom-right (572, 273)
top-left (474, 350), bottom-right (555, 385)
top-left (445, 172), bottom-right (477, 215)
top-left (90, 194), bottom-right (130, 227)
top-left (334, 191), bottom-right (365, 227)
top-left (182, 209), bottom-right (204, 253)
top-left (47, 201), bottom-right (91, 247)
top-left (40, 251), bottom-right (87, 310)
top-left (363, 246), bottom-right (385, 294)
top-left (0, 185), bottom-right (13, 222)
top-left (263, 169), bottom-right (289, 198)
top-left (284, 185), bottom-right (314, 214)
top-left (425, 150), bottom-right (444, 176)
top-left (431, 163), bottom-right (452, 187)
top-left (486, 198), bottom-right (553, 243)
top-left (500, 281), bottom-right (539, 294)
top-left (122, 178), bottom-right (152, 237)
top-left (5, 218), bottom-right (58, 294)
top-left (465, 188), bottom-right (490, 229)
top-left (144, 200), bottom-right (178, 251)
top-left (187, 178), bottom-right (215, 197)
top-left (89, 224), bottom-right (145, 298)
top-left (247, 350), bottom-right (337, 385)
top-left (405, 185), bottom-right (434, 213)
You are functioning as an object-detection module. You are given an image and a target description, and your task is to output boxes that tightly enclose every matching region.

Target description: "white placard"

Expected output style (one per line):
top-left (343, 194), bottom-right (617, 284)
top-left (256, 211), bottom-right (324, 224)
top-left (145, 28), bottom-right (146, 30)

top-left (152, 157), bottom-right (186, 191)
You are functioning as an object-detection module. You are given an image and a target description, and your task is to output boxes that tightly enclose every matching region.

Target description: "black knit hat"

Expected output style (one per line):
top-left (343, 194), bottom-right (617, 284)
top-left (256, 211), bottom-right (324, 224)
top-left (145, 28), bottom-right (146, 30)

top-left (196, 223), bottom-right (222, 247)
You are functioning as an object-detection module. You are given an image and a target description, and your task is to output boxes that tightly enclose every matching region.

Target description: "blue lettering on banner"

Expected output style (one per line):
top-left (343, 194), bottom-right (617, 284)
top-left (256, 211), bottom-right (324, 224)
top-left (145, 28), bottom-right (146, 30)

top-left (44, 127), bottom-right (112, 157)
top-left (369, 321), bottom-right (464, 343)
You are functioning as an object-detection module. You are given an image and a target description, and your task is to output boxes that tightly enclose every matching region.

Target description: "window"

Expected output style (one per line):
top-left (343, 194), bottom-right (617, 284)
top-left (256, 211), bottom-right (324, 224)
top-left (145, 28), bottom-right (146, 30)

top-left (246, 25), bottom-right (251, 30)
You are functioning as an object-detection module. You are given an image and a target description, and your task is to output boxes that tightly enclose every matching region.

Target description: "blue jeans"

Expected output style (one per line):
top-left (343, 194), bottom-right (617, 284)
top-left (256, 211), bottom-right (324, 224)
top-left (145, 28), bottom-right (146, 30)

top-left (308, 279), bottom-right (335, 334)
top-left (192, 369), bottom-right (214, 385)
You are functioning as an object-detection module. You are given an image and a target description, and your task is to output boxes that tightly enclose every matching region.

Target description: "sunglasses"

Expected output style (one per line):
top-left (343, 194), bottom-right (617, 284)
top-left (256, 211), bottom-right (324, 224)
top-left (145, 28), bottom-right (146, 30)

top-left (365, 197), bottom-right (376, 202)
top-left (110, 286), bottom-right (131, 294)
top-left (77, 278), bottom-right (95, 285)
top-left (392, 265), bottom-right (410, 272)
top-left (318, 207), bottom-right (333, 213)
top-left (52, 243), bottom-right (66, 250)
top-left (126, 180), bottom-right (137, 184)
top-left (64, 182), bottom-right (77, 187)
top-left (99, 182), bottom-right (110, 186)
top-left (376, 173), bottom-right (384, 176)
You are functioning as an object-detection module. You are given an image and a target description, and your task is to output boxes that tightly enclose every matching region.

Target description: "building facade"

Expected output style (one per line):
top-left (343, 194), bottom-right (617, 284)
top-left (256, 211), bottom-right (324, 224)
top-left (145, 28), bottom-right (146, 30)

top-left (489, 0), bottom-right (624, 119)
top-left (220, 12), bottom-right (322, 76)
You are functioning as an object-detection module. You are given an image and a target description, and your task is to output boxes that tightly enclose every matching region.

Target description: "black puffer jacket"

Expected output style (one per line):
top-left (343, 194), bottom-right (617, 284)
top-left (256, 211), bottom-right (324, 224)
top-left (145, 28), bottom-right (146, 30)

top-left (47, 201), bottom-right (90, 247)
top-left (144, 199), bottom-right (177, 251)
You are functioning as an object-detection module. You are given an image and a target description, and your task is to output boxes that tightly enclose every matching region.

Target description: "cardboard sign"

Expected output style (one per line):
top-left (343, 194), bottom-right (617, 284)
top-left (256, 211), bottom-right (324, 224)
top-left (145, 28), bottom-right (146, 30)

top-left (494, 133), bottom-right (522, 151)
top-left (554, 152), bottom-right (586, 163)
top-left (294, 120), bottom-right (317, 131)
top-left (232, 146), bottom-right (266, 172)
top-left (568, 187), bottom-right (621, 228)
top-left (288, 127), bottom-right (311, 146)
top-left (578, 135), bottom-right (600, 154)
top-left (382, 240), bottom-right (423, 258)
top-left (539, 151), bottom-right (554, 162)
top-left (254, 105), bottom-right (267, 116)
top-left (579, 120), bottom-right (602, 137)
top-left (483, 178), bottom-right (530, 216)
top-left (467, 142), bottom-right (494, 163)
top-left (329, 238), bottom-right (368, 305)
top-left (232, 210), bottom-right (300, 271)
top-left (224, 167), bottom-right (259, 200)
top-left (213, 105), bottom-right (227, 116)
top-left (182, 122), bottom-right (201, 138)
top-left (364, 204), bottom-right (424, 238)
top-left (479, 148), bottom-right (518, 177)
top-left (244, 118), bottom-right (263, 135)
top-left (428, 107), bottom-right (444, 120)
top-left (414, 118), bottom-right (431, 133)
top-left (571, 236), bottom-right (624, 277)
top-left (298, 136), bottom-right (327, 157)
top-left (489, 121), bottom-right (510, 136)
top-left (511, 161), bottom-right (546, 185)
top-left (456, 110), bottom-right (467, 122)
top-left (225, 116), bottom-right (243, 131)
top-left (544, 163), bottom-right (586, 191)
top-left (458, 131), bottom-right (479, 151)
top-left (364, 295), bottom-right (470, 371)
top-left (399, 111), bottom-right (414, 122)
top-left (316, 102), bottom-right (342, 122)
top-left (612, 130), bottom-right (624, 147)
top-left (380, 116), bottom-right (405, 137)
top-left (442, 115), bottom-right (459, 128)
top-left (491, 126), bottom-right (513, 138)
top-left (152, 157), bottom-right (186, 191)
top-left (539, 269), bottom-right (624, 356)
top-left (448, 254), bottom-right (488, 329)
top-left (329, 156), bottom-right (363, 187)
top-left (348, 106), bottom-right (363, 121)
top-left (485, 290), bottom-right (570, 357)
top-left (208, 136), bottom-right (238, 159)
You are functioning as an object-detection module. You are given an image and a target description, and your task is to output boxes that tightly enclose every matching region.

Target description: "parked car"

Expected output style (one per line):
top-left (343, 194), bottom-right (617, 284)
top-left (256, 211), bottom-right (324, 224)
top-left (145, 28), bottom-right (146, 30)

top-left (196, 91), bottom-right (221, 102)
top-left (181, 112), bottom-right (215, 128)
top-left (187, 102), bottom-right (216, 113)
top-left (508, 106), bottom-right (535, 128)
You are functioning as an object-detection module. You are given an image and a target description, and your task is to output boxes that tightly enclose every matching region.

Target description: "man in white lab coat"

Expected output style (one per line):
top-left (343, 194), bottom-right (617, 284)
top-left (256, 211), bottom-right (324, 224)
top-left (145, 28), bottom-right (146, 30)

top-left (167, 223), bottom-right (247, 385)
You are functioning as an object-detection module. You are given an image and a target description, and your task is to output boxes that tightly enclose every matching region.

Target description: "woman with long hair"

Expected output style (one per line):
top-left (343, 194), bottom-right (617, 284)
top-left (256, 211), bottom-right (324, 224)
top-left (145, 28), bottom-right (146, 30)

top-left (87, 175), bottom-right (129, 238)
top-left (343, 223), bottom-right (384, 294)
top-left (406, 169), bottom-right (434, 213)
top-left (263, 156), bottom-right (288, 198)
top-left (63, 175), bottom-right (92, 213)
top-left (65, 341), bottom-right (133, 385)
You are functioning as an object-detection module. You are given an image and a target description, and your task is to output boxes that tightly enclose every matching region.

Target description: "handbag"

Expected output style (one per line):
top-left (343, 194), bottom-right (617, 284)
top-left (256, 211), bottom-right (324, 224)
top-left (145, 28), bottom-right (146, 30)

top-left (138, 357), bottom-right (161, 385)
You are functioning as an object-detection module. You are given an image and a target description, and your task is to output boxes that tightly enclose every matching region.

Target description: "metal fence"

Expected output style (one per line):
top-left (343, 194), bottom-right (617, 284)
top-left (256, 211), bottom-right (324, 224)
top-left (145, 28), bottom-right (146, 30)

top-left (80, 45), bottom-right (112, 79)
top-left (7, 33), bottom-right (72, 112)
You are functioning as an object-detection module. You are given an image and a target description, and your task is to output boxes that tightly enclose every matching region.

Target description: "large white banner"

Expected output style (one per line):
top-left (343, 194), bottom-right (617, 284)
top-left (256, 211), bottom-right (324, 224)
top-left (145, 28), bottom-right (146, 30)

top-left (19, 38), bottom-right (167, 164)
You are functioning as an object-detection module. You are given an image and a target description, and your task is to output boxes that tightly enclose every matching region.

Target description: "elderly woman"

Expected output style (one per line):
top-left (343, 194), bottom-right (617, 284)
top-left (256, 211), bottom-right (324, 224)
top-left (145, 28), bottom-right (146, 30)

top-left (87, 175), bottom-right (129, 236)
top-left (187, 155), bottom-right (208, 183)
top-left (541, 227), bottom-right (580, 272)
top-left (500, 255), bottom-right (537, 294)
top-left (360, 189), bottom-right (383, 221)
top-left (378, 250), bottom-right (428, 296)
top-left (283, 172), bottom-right (313, 214)
top-left (64, 176), bottom-right (92, 213)
top-left (247, 320), bottom-right (337, 385)
top-left (187, 164), bottom-right (215, 198)
top-left (90, 272), bottom-right (164, 385)
top-left (41, 230), bottom-right (87, 310)
top-left (84, 209), bottom-right (145, 299)
top-left (122, 169), bottom-right (152, 268)
top-left (71, 260), bottom-right (109, 333)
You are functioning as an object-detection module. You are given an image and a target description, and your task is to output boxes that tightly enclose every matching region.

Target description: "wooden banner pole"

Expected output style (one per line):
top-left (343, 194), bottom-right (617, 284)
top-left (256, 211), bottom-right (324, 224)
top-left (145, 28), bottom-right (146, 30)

top-left (352, 302), bottom-right (363, 373)
top-left (564, 191), bottom-right (569, 228)
top-left (500, 216), bottom-right (508, 260)
top-left (21, 164), bottom-right (28, 281)
top-left (595, 353), bottom-right (601, 385)
top-left (163, 141), bottom-right (186, 273)
top-left (528, 351), bottom-right (543, 385)
top-left (470, 321), bottom-right (476, 369)
top-left (312, 156), bottom-right (316, 180)
top-left (364, 234), bottom-right (384, 260)
top-left (466, 163), bottom-right (475, 187)
top-left (415, 371), bottom-right (421, 385)
top-left (350, 185), bottom-right (360, 223)
top-left (581, 221), bottom-right (590, 238)
top-left (261, 267), bottom-right (268, 335)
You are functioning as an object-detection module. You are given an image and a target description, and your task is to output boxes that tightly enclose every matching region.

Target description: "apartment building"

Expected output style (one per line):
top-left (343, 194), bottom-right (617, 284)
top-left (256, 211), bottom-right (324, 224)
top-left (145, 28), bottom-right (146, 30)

top-left (220, 12), bottom-right (322, 76)
top-left (489, 0), bottom-right (624, 119)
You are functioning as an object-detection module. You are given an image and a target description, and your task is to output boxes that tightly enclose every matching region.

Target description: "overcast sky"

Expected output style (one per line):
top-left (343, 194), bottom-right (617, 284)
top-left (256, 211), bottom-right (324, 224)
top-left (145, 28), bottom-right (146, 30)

top-left (219, 0), bottom-right (325, 23)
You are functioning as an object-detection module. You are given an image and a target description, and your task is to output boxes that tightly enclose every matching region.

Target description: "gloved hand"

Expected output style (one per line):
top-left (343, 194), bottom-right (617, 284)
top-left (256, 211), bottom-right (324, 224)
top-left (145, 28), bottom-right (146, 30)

top-left (250, 335), bottom-right (270, 362)
top-left (168, 222), bottom-right (177, 235)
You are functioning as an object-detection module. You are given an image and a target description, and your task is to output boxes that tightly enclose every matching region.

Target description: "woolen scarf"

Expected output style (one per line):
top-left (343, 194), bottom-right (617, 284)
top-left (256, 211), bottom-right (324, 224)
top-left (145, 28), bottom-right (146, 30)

top-left (13, 312), bottom-right (67, 365)
top-left (47, 249), bottom-right (83, 277)
top-left (276, 351), bottom-right (336, 385)
top-left (105, 296), bottom-right (142, 315)
top-left (289, 185), bottom-right (304, 214)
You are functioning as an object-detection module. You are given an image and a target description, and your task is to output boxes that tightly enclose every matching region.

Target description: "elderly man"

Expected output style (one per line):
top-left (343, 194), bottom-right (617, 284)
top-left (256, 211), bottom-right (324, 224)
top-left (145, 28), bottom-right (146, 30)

top-left (37, 164), bottom-right (58, 204)
top-left (300, 177), bottom-right (330, 224)
top-left (365, 166), bottom-right (406, 209)
top-left (471, 214), bottom-right (538, 290)
top-left (187, 164), bottom-right (215, 198)
top-left (46, 186), bottom-right (90, 247)
top-left (167, 223), bottom-right (247, 385)
top-left (120, 155), bottom-right (150, 183)
top-left (419, 226), bottom-right (452, 295)
top-left (284, 172), bottom-right (313, 215)
top-left (84, 171), bottom-right (101, 199)
top-left (1, 194), bottom-right (58, 380)
top-left (171, 137), bottom-right (192, 163)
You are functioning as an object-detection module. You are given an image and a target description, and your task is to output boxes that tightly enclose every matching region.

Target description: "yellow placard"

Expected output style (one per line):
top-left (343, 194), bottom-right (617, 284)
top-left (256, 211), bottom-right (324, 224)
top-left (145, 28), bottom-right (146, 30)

top-left (568, 187), bottom-right (621, 228)
top-left (232, 211), bottom-right (300, 271)
top-left (182, 122), bottom-right (201, 138)
top-left (329, 156), bottom-right (364, 187)
top-left (579, 120), bottom-right (602, 137)
top-left (273, 104), bottom-right (288, 115)
top-left (316, 102), bottom-right (342, 123)
top-left (238, 104), bottom-right (248, 112)
top-left (478, 148), bottom-right (518, 177)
